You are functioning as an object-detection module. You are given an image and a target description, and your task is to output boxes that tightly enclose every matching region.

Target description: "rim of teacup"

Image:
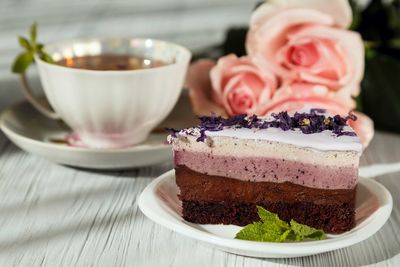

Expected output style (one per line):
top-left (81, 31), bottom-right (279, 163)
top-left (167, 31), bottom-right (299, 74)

top-left (35, 37), bottom-right (192, 74)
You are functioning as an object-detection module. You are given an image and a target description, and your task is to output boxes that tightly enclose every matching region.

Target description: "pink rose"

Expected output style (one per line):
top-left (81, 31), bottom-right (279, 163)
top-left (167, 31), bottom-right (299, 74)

top-left (259, 82), bottom-right (374, 149)
top-left (247, 0), bottom-right (364, 96)
top-left (210, 54), bottom-right (277, 116)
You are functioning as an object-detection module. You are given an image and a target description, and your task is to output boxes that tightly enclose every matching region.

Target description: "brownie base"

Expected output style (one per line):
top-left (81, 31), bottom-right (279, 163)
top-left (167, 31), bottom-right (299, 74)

top-left (176, 166), bottom-right (356, 233)
top-left (182, 200), bottom-right (354, 233)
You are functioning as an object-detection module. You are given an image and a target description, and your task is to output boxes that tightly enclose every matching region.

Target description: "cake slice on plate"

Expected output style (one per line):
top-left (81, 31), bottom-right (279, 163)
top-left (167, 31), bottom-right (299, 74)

top-left (168, 109), bottom-right (361, 233)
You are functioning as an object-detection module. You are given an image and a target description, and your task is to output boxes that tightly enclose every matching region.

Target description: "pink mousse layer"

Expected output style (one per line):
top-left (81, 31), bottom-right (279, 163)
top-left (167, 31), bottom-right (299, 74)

top-left (174, 151), bottom-right (357, 190)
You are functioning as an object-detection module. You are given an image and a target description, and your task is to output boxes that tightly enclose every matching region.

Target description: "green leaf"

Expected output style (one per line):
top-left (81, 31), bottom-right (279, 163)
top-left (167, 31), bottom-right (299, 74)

top-left (277, 229), bottom-right (293, 242)
top-left (18, 36), bottom-right (31, 50)
top-left (285, 230), bottom-right (298, 241)
top-left (12, 52), bottom-right (34, 73)
top-left (235, 222), bottom-right (267, 241)
top-left (388, 38), bottom-right (400, 50)
top-left (234, 206), bottom-right (326, 243)
top-left (290, 220), bottom-right (326, 241)
top-left (36, 43), bottom-right (44, 50)
top-left (257, 206), bottom-right (289, 230)
top-left (39, 52), bottom-right (54, 64)
top-left (11, 22), bottom-right (54, 74)
top-left (30, 22), bottom-right (37, 44)
top-left (235, 221), bottom-right (290, 242)
top-left (36, 43), bottom-right (54, 63)
top-left (235, 207), bottom-right (291, 242)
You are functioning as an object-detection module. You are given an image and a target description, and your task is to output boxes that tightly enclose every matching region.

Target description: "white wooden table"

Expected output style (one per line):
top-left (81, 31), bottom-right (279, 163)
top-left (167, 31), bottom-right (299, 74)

top-left (0, 129), bottom-right (400, 267)
top-left (1, 1), bottom-right (400, 266)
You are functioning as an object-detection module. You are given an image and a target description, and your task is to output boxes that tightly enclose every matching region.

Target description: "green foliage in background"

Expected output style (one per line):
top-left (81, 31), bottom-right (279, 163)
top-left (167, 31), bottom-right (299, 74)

top-left (351, 0), bottom-right (400, 132)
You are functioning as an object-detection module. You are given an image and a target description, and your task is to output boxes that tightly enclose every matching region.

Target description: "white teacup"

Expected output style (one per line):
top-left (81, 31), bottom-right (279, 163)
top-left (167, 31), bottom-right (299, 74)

top-left (20, 38), bottom-right (191, 148)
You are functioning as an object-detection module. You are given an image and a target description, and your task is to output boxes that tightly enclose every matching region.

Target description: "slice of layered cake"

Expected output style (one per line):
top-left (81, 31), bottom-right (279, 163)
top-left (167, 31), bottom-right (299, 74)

top-left (168, 109), bottom-right (362, 233)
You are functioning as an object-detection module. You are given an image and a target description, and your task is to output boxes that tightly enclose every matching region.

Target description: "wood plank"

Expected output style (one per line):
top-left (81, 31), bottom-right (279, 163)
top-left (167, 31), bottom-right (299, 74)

top-left (0, 132), bottom-right (399, 266)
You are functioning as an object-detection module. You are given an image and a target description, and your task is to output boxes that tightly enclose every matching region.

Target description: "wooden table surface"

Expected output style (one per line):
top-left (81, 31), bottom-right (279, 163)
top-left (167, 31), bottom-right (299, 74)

top-left (0, 129), bottom-right (399, 267)
top-left (1, 1), bottom-right (400, 266)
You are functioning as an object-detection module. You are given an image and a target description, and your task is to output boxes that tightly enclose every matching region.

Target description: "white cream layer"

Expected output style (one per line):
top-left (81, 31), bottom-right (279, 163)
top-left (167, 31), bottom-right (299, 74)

top-left (206, 126), bottom-right (362, 153)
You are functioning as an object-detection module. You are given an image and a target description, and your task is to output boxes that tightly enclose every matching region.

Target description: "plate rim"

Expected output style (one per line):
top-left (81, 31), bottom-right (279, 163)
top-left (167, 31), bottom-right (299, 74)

top-left (138, 169), bottom-right (393, 257)
top-left (0, 103), bottom-right (170, 154)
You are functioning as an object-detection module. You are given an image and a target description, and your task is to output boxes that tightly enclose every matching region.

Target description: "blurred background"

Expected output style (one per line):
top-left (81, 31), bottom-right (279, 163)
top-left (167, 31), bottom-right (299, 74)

top-left (0, 0), bottom-right (399, 132)
top-left (0, 0), bottom-right (258, 108)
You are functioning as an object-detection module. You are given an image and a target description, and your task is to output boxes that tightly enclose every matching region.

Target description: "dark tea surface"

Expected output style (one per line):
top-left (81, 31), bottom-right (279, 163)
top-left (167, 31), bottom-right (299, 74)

top-left (55, 54), bottom-right (167, 71)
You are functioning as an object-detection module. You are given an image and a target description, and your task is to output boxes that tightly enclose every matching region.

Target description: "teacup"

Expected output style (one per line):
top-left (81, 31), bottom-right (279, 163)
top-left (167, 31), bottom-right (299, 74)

top-left (20, 37), bottom-right (191, 148)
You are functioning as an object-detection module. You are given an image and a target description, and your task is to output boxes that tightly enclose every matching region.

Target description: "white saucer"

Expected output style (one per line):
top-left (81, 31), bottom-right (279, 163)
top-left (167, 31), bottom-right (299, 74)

top-left (138, 170), bottom-right (393, 258)
top-left (0, 101), bottom-right (172, 169)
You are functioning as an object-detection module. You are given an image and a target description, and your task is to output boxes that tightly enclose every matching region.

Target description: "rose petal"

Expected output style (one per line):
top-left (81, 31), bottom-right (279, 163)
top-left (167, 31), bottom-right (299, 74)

top-left (247, 9), bottom-right (334, 78)
top-left (250, 0), bottom-right (352, 29)
top-left (210, 54), bottom-right (241, 98)
top-left (221, 73), bottom-right (246, 115)
top-left (286, 25), bottom-right (364, 95)
top-left (347, 111), bottom-right (374, 149)
top-left (252, 23), bottom-right (363, 95)
top-left (279, 37), bottom-right (347, 83)
top-left (210, 54), bottom-right (278, 116)
top-left (225, 85), bottom-right (257, 115)
top-left (259, 82), bottom-right (355, 115)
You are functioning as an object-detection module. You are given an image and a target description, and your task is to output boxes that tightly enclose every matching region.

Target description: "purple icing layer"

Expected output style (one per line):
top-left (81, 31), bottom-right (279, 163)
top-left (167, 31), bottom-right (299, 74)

top-left (174, 151), bottom-right (357, 190)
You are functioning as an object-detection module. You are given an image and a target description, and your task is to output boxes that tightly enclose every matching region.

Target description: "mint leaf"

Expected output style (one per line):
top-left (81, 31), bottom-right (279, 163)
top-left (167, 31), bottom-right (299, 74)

top-left (257, 206), bottom-right (278, 222)
top-left (234, 206), bottom-right (326, 243)
top-left (235, 222), bottom-right (269, 241)
top-left (290, 220), bottom-right (326, 241)
top-left (277, 229), bottom-right (293, 242)
top-left (39, 52), bottom-right (55, 64)
top-left (12, 52), bottom-right (34, 73)
top-left (12, 22), bottom-right (54, 74)
top-left (235, 206), bottom-right (291, 242)
top-left (235, 221), bottom-right (292, 242)
top-left (36, 43), bottom-right (44, 50)
top-left (18, 36), bottom-right (31, 50)
top-left (257, 206), bottom-right (289, 230)
top-left (30, 22), bottom-right (37, 44)
top-left (35, 43), bottom-right (54, 63)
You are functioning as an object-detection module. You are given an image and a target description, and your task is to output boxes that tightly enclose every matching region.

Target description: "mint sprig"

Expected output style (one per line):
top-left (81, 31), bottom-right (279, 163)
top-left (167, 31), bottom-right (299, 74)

top-left (12, 22), bottom-right (54, 74)
top-left (235, 206), bottom-right (326, 242)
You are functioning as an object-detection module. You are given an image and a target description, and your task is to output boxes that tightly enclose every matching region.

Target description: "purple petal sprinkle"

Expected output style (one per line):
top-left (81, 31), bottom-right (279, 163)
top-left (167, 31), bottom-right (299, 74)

top-left (167, 111), bottom-right (358, 142)
top-left (165, 128), bottom-right (180, 137)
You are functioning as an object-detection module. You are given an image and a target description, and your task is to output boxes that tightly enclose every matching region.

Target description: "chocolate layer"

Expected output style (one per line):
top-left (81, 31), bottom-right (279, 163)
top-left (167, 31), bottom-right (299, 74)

top-left (176, 166), bottom-right (356, 233)
top-left (176, 166), bottom-right (356, 204)
top-left (182, 200), bottom-right (355, 233)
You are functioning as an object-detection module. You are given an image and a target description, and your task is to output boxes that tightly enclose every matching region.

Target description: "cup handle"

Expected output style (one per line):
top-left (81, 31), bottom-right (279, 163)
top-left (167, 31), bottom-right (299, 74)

top-left (20, 72), bottom-right (61, 120)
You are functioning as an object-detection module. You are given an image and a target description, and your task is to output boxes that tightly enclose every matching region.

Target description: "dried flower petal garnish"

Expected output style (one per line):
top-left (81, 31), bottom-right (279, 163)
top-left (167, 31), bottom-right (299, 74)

top-left (168, 109), bottom-right (358, 142)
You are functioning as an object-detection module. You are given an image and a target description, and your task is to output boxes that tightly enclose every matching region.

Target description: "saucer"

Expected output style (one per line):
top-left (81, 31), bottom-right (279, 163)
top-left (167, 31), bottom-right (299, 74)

top-left (0, 101), bottom-right (172, 169)
top-left (138, 170), bottom-right (393, 258)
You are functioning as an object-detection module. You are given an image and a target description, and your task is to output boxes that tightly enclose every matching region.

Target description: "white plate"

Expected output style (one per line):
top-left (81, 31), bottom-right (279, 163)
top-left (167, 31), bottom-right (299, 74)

top-left (0, 101), bottom-right (171, 169)
top-left (138, 170), bottom-right (393, 258)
